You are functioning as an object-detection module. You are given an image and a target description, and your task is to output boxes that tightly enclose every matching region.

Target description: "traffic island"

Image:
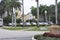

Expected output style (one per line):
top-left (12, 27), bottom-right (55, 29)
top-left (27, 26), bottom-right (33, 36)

top-left (33, 25), bottom-right (60, 40)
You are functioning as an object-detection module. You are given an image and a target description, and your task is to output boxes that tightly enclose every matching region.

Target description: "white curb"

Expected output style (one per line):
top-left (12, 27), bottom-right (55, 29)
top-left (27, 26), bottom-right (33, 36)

top-left (32, 37), bottom-right (36, 40)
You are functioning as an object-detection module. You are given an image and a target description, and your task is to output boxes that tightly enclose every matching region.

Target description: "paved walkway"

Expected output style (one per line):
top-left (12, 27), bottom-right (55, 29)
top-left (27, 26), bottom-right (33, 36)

top-left (0, 28), bottom-right (48, 40)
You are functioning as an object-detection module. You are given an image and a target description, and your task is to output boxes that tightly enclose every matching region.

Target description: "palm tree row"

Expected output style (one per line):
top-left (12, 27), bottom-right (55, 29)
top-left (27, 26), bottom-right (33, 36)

top-left (0, 0), bottom-right (21, 26)
top-left (0, 0), bottom-right (21, 17)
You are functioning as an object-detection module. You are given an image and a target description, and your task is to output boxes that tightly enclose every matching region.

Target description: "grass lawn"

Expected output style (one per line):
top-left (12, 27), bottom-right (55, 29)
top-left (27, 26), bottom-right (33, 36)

top-left (3, 27), bottom-right (28, 30)
top-left (26, 26), bottom-right (49, 31)
top-left (2, 26), bottom-right (50, 31)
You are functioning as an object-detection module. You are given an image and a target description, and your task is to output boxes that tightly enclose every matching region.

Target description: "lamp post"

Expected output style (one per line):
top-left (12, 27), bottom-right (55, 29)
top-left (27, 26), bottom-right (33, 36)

top-left (45, 10), bottom-right (47, 26)
top-left (55, 0), bottom-right (58, 24)
top-left (36, 0), bottom-right (39, 27)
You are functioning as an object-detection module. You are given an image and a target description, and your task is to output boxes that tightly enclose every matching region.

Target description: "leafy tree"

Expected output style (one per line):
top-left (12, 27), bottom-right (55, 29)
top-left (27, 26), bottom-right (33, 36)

top-left (31, 6), bottom-right (37, 18)
top-left (3, 16), bottom-right (12, 25)
top-left (31, 3), bottom-right (60, 23)
top-left (0, 0), bottom-right (21, 18)
top-left (16, 19), bottom-right (22, 23)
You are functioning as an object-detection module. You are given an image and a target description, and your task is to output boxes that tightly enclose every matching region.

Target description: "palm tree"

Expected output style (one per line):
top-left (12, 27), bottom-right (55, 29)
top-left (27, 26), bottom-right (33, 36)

top-left (55, 0), bottom-right (58, 24)
top-left (36, 0), bottom-right (39, 27)
top-left (9, 0), bottom-right (21, 26)
top-left (0, 0), bottom-right (21, 26)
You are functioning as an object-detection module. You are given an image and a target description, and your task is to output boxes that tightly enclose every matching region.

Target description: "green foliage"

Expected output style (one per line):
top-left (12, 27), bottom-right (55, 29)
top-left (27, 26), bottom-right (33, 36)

top-left (34, 35), bottom-right (60, 40)
top-left (3, 16), bottom-right (12, 25)
top-left (31, 2), bottom-right (60, 23)
top-left (16, 18), bottom-right (22, 23)
top-left (31, 6), bottom-right (37, 18)
top-left (3, 27), bottom-right (27, 30)
top-left (0, 0), bottom-right (21, 18)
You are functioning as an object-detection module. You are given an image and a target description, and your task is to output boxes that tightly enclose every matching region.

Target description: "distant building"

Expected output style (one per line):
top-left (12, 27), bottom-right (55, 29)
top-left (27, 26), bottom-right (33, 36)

top-left (16, 9), bottom-right (22, 19)
top-left (20, 13), bottom-right (35, 22)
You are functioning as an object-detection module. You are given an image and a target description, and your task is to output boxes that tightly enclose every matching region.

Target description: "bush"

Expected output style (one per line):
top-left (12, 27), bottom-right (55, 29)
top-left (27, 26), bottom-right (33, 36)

top-left (43, 32), bottom-right (60, 38)
top-left (16, 19), bottom-right (22, 23)
top-left (3, 16), bottom-right (12, 25)
top-left (34, 34), bottom-right (44, 39)
top-left (34, 34), bottom-right (60, 40)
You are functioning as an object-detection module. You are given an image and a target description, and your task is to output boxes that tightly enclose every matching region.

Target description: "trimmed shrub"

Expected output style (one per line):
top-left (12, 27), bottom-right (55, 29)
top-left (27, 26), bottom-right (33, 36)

top-left (34, 34), bottom-right (60, 40)
top-left (43, 32), bottom-right (60, 38)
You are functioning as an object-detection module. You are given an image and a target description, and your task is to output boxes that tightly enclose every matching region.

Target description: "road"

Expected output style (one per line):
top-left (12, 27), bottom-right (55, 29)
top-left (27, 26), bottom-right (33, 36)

top-left (0, 36), bottom-right (32, 40)
top-left (0, 29), bottom-right (48, 40)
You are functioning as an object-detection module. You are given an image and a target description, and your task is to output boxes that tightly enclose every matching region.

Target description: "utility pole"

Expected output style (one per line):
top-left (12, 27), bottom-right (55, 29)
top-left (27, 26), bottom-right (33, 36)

top-left (55, 0), bottom-right (58, 24)
top-left (22, 0), bottom-right (25, 26)
top-left (36, 0), bottom-right (39, 27)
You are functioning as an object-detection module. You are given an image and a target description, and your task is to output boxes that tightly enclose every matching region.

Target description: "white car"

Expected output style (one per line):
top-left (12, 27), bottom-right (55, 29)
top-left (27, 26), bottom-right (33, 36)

top-left (38, 22), bottom-right (49, 25)
top-left (48, 21), bottom-right (53, 25)
top-left (8, 23), bottom-right (16, 26)
top-left (31, 22), bottom-right (37, 25)
top-left (0, 19), bottom-right (3, 27)
top-left (43, 22), bottom-right (49, 25)
top-left (38, 22), bottom-right (44, 25)
top-left (20, 22), bottom-right (24, 25)
top-left (25, 22), bottom-right (31, 25)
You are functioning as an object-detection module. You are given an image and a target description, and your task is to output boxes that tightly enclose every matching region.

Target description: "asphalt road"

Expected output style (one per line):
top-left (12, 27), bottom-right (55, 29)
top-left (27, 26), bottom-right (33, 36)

top-left (0, 29), bottom-right (47, 40)
top-left (0, 36), bottom-right (32, 40)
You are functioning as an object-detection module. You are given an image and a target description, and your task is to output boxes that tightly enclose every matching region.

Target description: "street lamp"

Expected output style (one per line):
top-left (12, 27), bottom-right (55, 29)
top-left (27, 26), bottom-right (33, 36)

top-left (45, 10), bottom-right (47, 25)
top-left (36, 0), bottom-right (39, 27)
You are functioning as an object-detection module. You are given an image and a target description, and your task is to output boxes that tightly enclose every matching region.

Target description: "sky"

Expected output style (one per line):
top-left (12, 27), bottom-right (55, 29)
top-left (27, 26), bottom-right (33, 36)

top-left (23, 0), bottom-right (60, 14)
top-left (0, 0), bottom-right (60, 14)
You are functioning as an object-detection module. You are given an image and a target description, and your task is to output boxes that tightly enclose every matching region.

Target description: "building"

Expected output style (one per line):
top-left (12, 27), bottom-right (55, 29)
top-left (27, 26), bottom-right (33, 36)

top-left (20, 13), bottom-right (35, 22)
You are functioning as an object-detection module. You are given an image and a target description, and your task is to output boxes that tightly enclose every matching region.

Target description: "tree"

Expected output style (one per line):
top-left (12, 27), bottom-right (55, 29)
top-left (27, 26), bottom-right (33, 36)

top-left (0, 0), bottom-right (21, 17)
top-left (31, 4), bottom-right (56, 23)
top-left (0, 0), bottom-right (21, 26)
top-left (31, 6), bottom-right (37, 18)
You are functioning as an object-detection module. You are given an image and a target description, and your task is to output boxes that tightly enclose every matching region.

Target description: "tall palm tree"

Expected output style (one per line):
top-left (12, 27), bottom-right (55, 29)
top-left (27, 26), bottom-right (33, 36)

top-left (0, 0), bottom-right (21, 26)
top-left (36, 0), bottom-right (39, 27)
top-left (9, 0), bottom-right (21, 26)
top-left (55, 0), bottom-right (58, 24)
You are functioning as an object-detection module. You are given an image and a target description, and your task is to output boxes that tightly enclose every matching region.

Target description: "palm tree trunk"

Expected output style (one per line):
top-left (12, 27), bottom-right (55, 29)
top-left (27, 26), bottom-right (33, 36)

top-left (36, 0), bottom-right (39, 27)
top-left (55, 0), bottom-right (58, 24)
top-left (12, 7), bottom-right (14, 26)
top-left (22, 0), bottom-right (25, 27)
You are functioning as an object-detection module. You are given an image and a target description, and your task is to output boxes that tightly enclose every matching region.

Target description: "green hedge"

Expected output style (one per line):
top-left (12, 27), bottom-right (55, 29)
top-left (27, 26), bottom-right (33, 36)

top-left (34, 34), bottom-right (60, 40)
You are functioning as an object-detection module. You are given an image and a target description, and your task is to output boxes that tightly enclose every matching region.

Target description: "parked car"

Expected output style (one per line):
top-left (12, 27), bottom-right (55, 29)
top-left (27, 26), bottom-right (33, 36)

top-left (8, 23), bottom-right (17, 26)
top-left (43, 22), bottom-right (49, 25)
top-left (25, 22), bottom-right (31, 26)
top-left (20, 22), bottom-right (24, 25)
top-left (38, 22), bottom-right (49, 25)
top-left (31, 22), bottom-right (37, 25)
top-left (38, 22), bottom-right (44, 25)
top-left (20, 22), bottom-right (31, 26)
top-left (0, 18), bottom-right (3, 27)
top-left (48, 21), bottom-right (53, 25)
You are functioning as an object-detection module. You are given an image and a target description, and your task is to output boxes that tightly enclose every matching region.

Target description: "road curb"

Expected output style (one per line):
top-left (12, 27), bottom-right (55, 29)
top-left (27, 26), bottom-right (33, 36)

top-left (32, 36), bottom-right (36, 40)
